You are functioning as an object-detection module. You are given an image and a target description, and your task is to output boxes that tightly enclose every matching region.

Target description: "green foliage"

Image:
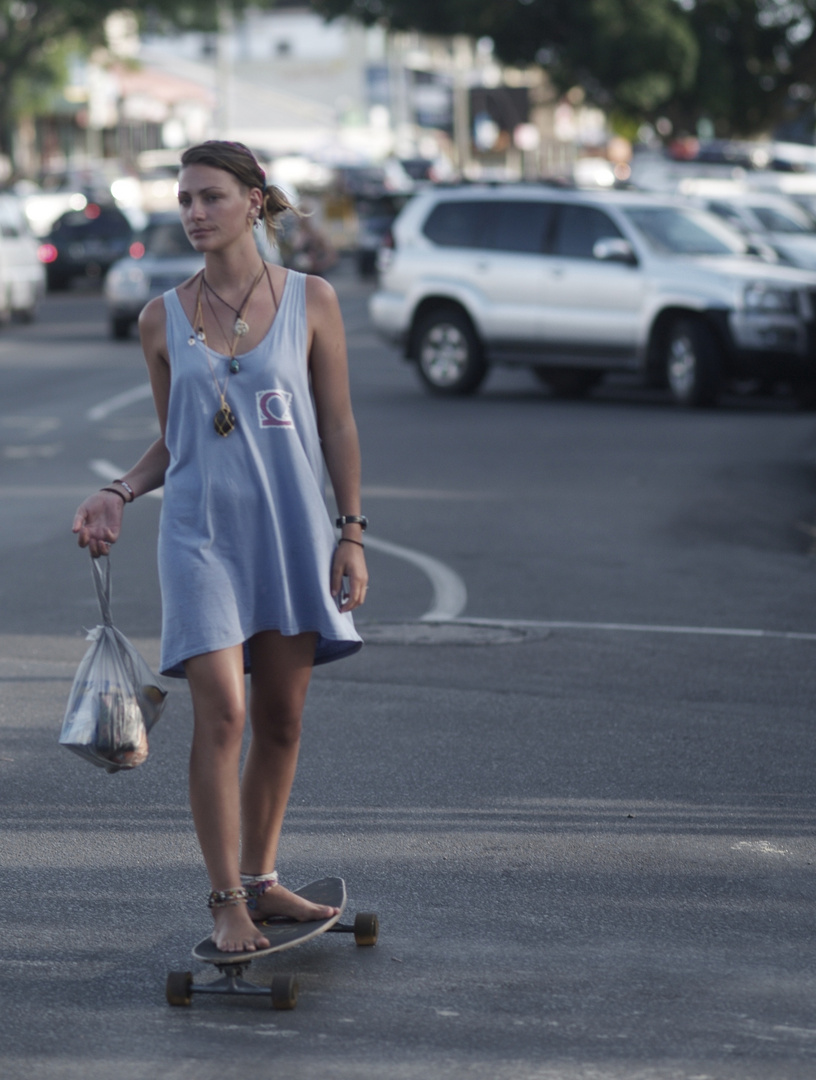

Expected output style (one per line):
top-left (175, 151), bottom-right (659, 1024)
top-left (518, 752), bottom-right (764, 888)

top-left (0, 1), bottom-right (264, 160)
top-left (312, 0), bottom-right (816, 136)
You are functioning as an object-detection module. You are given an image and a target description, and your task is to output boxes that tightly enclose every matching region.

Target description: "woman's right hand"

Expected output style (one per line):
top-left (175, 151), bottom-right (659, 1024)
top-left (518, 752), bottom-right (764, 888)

top-left (72, 491), bottom-right (124, 558)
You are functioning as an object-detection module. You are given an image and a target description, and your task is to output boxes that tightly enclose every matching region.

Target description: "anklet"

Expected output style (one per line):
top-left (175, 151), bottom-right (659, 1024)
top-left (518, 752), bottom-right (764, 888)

top-left (207, 886), bottom-right (249, 909)
top-left (241, 870), bottom-right (279, 910)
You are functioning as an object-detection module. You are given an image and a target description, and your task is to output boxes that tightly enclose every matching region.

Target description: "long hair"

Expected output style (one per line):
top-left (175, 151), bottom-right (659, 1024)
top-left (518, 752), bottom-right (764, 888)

top-left (180, 140), bottom-right (297, 244)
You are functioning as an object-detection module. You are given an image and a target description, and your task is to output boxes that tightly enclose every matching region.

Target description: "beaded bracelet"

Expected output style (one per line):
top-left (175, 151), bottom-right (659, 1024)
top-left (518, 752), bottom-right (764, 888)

top-left (339, 537), bottom-right (365, 549)
top-left (207, 886), bottom-right (249, 909)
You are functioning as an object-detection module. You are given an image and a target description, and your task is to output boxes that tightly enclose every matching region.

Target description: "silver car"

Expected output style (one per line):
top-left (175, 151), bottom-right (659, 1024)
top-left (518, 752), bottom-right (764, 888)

top-left (104, 213), bottom-right (203, 339)
top-left (370, 185), bottom-right (816, 405)
top-left (690, 190), bottom-right (816, 272)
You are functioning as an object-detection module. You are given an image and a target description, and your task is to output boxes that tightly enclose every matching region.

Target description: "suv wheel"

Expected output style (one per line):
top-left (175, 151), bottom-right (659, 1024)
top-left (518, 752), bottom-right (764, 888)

top-left (664, 317), bottom-right (721, 407)
top-left (414, 308), bottom-right (487, 395)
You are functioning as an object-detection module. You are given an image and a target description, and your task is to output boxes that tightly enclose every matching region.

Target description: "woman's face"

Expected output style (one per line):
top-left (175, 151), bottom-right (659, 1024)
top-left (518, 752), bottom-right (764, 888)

top-left (177, 163), bottom-right (261, 251)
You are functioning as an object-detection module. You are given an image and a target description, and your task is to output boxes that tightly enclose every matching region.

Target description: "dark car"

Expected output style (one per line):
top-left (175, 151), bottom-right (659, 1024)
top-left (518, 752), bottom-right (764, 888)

top-left (37, 203), bottom-right (133, 289)
top-left (355, 195), bottom-right (405, 277)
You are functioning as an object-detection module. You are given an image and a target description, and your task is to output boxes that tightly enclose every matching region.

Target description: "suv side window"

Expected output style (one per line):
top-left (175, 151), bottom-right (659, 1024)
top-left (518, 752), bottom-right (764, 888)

top-left (552, 205), bottom-right (623, 259)
top-left (423, 201), bottom-right (491, 249)
top-left (489, 200), bottom-right (554, 254)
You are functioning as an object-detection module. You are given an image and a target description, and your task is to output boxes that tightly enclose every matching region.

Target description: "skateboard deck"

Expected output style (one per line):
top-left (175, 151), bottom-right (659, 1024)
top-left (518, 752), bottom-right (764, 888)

top-left (192, 876), bottom-right (347, 964)
top-left (166, 877), bottom-right (378, 1010)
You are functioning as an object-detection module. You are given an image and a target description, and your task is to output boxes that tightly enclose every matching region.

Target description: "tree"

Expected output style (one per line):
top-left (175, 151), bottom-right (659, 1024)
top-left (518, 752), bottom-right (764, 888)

top-left (671, 0), bottom-right (816, 138)
top-left (0, 1), bottom-right (253, 167)
top-left (313, 0), bottom-right (816, 138)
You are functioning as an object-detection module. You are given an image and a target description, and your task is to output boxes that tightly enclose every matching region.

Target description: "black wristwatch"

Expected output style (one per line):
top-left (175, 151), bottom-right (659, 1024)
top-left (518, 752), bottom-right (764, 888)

top-left (336, 515), bottom-right (368, 531)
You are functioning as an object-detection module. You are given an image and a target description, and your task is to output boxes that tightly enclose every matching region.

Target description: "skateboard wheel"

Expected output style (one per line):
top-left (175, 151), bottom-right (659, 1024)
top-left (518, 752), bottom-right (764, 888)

top-left (166, 970), bottom-right (193, 1006)
top-left (353, 912), bottom-right (379, 946)
top-left (270, 973), bottom-right (298, 1010)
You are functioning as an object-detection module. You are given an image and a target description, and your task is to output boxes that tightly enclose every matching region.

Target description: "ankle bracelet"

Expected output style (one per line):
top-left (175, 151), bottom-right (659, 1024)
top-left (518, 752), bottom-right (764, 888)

top-left (207, 886), bottom-right (249, 909)
top-left (241, 870), bottom-right (279, 909)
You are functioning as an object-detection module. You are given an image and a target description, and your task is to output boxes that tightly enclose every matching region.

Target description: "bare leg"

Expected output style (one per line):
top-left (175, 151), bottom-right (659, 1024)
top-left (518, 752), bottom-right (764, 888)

top-left (186, 646), bottom-right (270, 952)
top-left (240, 630), bottom-right (337, 921)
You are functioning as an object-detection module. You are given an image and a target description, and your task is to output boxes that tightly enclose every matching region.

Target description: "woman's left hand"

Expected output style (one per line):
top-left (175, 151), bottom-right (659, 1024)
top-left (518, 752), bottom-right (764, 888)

top-left (331, 541), bottom-right (368, 612)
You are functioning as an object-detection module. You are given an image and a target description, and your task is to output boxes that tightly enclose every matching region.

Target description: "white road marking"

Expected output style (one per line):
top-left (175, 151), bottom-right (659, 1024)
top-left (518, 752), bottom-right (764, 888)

top-left (359, 485), bottom-right (498, 501)
top-left (0, 486), bottom-right (93, 497)
top-left (364, 535), bottom-right (468, 621)
top-left (89, 458), bottom-right (163, 500)
top-left (3, 444), bottom-right (62, 459)
top-left (83, 421), bottom-right (814, 637)
top-left (86, 460), bottom-right (469, 620)
top-left (447, 616), bottom-right (816, 643)
top-left (86, 383), bottom-right (153, 421)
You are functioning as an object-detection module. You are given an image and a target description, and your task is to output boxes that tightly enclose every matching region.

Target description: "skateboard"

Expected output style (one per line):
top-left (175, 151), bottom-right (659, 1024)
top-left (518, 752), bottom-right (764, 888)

top-left (165, 877), bottom-right (378, 1009)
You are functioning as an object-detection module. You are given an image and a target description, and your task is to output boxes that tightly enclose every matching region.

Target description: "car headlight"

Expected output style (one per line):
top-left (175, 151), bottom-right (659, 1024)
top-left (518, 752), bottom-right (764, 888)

top-left (743, 282), bottom-right (799, 315)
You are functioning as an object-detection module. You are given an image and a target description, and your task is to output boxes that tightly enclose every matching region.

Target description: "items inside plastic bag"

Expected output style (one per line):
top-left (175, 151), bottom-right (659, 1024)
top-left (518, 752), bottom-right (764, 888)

top-left (60, 555), bottom-right (167, 773)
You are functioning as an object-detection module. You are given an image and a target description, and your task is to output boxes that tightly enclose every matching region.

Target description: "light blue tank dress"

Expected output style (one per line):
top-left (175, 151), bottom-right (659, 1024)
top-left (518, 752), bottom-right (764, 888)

top-left (157, 270), bottom-right (362, 678)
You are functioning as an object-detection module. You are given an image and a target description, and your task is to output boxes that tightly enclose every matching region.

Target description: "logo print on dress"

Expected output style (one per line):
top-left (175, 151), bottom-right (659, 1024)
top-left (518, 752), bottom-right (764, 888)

top-left (256, 389), bottom-right (294, 429)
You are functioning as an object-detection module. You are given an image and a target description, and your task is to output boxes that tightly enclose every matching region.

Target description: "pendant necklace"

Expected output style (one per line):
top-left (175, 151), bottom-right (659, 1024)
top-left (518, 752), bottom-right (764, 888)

top-left (203, 267), bottom-right (265, 342)
top-left (190, 264), bottom-right (265, 436)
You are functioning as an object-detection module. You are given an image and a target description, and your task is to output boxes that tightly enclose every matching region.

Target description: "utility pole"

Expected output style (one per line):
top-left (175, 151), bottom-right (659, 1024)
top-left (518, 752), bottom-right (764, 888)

top-left (452, 36), bottom-right (473, 175)
top-left (215, 2), bottom-right (234, 138)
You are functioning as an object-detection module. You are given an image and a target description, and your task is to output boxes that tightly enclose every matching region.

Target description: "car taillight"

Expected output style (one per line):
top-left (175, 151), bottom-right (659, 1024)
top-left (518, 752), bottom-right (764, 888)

top-left (37, 243), bottom-right (58, 264)
top-left (129, 241), bottom-right (145, 259)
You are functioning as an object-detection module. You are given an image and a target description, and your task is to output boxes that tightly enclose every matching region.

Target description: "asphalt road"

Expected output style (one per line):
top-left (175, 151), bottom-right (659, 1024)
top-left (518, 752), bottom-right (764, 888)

top-left (2, 265), bottom-right (816, 1079)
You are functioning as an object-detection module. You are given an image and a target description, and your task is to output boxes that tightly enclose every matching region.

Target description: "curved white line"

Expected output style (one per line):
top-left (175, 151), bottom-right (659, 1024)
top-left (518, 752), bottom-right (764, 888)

top-left (364, 535), bottom-right (468, 621)
top-left (87, 383), bottom-right (153, 422)
top-left (87, 460), bottom-right (468, 619)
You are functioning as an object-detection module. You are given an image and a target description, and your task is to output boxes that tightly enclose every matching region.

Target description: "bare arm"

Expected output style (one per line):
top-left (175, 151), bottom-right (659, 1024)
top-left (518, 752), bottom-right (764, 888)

top-left (72, 297), bottom-right (172, 557)
top-left (307, 275), bottom-right (368, 611)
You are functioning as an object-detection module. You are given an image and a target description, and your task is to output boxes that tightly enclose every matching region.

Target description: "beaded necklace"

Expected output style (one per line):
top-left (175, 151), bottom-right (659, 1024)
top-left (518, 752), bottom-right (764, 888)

top-left (188, 263), bottom-right (265, 437)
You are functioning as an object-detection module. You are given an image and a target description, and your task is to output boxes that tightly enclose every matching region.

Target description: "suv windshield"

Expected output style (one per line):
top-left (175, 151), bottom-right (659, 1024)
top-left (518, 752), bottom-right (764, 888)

top-left (622, 206), bottom-right (747, 255)
top-left (749, 203), bottom-right (816, 234)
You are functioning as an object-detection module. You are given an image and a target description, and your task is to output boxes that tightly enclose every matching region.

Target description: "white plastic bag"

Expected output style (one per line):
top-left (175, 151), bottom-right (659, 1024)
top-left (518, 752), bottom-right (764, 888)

top-left (60, 555), bottom-right (167, 773)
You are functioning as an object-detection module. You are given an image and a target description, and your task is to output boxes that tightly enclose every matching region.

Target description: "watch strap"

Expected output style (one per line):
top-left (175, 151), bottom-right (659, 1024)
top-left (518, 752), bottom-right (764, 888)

top-left (336, 514), bottom-right (368, 531)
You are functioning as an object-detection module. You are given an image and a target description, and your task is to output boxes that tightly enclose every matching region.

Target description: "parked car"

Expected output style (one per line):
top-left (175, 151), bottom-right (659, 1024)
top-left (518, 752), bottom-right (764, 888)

top-left (355, 196), bottom-right (406, 278)
top-left (369, 184), bottom-right (816, 405)
top-left (0, 192), bottom-right (45, 321)
top-left (104, 213), bottom-right (203, 339)
top-left (37, 203), bottom-right (134, 289)
top-left (105, 212), bottom-right (283, 339)
top-left (688, 190), bottom-right (816, 271)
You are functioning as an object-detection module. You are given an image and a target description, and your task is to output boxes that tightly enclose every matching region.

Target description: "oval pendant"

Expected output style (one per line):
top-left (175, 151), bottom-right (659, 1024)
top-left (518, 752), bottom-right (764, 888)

top-left (214, 404), bottom-right (236, 437)
top-left (229, 358), bottom-right (240, 374)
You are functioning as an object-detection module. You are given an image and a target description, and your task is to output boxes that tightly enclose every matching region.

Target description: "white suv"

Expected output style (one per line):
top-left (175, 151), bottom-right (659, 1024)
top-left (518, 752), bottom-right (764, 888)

top-left (369, 185), bottom-right (816, 405)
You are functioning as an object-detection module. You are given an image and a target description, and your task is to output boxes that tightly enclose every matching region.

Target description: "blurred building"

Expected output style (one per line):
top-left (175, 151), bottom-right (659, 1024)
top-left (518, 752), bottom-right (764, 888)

top-left (14, 5), bottom-right (583, 184)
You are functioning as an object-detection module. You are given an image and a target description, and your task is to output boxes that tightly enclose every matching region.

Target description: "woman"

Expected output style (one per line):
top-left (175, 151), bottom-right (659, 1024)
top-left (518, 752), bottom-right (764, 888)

top-left (73, 141), bottom-right (368, 954)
